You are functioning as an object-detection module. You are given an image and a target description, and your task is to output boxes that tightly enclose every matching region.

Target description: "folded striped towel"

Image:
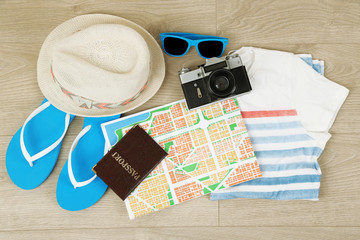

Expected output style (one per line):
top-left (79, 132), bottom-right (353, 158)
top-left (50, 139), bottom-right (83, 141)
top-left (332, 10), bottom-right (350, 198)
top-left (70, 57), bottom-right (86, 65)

top-left (211, 48), bottom-right (348, 201)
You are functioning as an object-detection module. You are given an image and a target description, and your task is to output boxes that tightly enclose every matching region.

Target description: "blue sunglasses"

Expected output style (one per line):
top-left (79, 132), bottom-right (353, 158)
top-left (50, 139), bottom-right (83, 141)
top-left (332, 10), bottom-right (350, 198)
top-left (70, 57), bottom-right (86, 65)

top-left (159, 32), bottom-right (229, 59)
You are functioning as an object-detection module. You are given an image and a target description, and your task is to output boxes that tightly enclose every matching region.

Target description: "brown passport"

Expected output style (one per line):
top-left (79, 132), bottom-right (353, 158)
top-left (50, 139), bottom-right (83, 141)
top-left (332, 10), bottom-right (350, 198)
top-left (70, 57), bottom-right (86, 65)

top-left (92, 125), bottom-right (168, 200)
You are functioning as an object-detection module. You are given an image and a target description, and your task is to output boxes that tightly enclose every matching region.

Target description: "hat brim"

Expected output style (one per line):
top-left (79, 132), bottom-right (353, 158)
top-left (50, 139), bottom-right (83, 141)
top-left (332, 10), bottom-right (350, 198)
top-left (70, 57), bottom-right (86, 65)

top-left (37, 14), bottom-right (165, 117)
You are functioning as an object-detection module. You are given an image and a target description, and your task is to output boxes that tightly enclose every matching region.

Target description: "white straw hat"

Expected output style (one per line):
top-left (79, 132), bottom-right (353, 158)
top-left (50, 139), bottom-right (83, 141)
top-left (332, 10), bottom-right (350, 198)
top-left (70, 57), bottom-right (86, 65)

top-left (37, 14), bottom-right (165, 116)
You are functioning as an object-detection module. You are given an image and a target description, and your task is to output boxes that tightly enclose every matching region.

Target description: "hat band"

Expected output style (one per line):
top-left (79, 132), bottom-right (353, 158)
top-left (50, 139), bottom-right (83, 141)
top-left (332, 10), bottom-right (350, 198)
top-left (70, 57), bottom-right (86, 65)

top-left (50, 66), bottom-right (148, 109)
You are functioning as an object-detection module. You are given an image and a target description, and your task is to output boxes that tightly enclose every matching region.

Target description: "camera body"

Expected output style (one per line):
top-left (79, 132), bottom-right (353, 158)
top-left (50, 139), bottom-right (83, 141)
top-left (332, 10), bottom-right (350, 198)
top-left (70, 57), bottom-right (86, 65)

top-left (179, 53), bottom-right (252, 110)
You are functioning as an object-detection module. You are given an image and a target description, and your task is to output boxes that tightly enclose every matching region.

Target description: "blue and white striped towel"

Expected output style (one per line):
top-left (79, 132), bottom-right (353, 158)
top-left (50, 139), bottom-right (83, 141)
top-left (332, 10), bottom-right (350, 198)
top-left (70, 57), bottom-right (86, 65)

top-left (211, 48), bottom-right (348, 201)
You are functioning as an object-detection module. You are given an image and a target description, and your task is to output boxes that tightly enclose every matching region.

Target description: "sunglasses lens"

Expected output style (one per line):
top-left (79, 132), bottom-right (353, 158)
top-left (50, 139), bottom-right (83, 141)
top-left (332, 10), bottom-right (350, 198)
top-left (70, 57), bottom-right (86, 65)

top-left (198, 40), bottom-right (224, 58)
top-left (163, 37), bottom-right (189, 56)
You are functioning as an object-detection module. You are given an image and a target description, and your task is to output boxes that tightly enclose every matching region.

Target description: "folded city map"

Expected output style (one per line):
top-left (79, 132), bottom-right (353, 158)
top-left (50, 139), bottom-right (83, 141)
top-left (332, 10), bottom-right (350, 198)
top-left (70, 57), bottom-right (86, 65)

top-left (102, 98), bottom-right (262, 219)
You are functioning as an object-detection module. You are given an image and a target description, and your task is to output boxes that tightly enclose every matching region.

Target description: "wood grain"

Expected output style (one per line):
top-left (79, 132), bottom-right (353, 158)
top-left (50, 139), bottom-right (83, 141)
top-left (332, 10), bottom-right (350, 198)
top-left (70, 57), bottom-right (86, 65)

top-left (216, 0), bottom-right (360, 44)
top-left (0, 43), bottom-right (359, 135)
top-left (0, 227), bottom-right (359, 240)
top-left (0, 0), bottom-right (217, 44)
top-left (0, 137), bottom-right (218, 231)
top-left (0, 0), bottom-right (359, 239)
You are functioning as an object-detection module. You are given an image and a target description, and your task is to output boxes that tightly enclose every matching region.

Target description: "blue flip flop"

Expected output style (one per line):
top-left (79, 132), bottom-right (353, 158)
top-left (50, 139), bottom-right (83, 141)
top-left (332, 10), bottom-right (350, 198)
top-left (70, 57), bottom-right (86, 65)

top-left (6, 99), bottom-right (75, 190)
top-left (56, 115), bottom-right (120, 211)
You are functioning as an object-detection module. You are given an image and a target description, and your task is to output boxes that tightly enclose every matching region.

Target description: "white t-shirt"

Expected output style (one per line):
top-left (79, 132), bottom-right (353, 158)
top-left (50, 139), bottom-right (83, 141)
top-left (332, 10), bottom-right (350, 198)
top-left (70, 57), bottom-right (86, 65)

top-left (211, 47), bottom-right (349, 200)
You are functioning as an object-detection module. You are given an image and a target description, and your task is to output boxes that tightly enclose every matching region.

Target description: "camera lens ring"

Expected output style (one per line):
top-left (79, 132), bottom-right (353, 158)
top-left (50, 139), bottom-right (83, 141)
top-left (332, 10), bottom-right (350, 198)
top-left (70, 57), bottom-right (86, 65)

top-left (207, 69), bottom-right (236, 98)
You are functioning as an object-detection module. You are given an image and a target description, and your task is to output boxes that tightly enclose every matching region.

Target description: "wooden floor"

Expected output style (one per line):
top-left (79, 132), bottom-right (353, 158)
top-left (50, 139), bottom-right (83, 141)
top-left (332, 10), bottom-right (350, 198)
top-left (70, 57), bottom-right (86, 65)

top-left (1, 0), bottom-right (359, 239)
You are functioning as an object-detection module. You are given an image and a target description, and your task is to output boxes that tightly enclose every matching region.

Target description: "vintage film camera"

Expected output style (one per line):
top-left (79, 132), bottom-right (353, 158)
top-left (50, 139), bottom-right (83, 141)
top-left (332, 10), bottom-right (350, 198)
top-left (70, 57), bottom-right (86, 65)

top-left (179, 53), bottom-right (252, 109)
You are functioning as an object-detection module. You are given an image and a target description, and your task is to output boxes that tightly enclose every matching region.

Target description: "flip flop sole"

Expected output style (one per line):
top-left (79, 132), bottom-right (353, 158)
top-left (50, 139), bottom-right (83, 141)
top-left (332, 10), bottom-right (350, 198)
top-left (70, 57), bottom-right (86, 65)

top-left (56, 161), bottom-right (108, 211)
top-left (6, 129), bottom-right (63, 190)
top-left (6, 100), bottom-right (74, 190)
top-left (56, 115), bottom-right (120, 211)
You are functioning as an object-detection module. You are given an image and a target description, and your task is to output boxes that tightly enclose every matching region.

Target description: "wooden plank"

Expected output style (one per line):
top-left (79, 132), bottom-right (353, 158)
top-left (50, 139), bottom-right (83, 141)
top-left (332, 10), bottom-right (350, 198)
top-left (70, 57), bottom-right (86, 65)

top-left (1, 135), bottom-right (358, 229)
top-left (0, 0), bottom-right (217, 135)
top-left (1, 0), bottom-right (360, 237)
top-left (0, 135), bottom-right (218, 231)
top-left (0, 227), bottom-right (359, 240)
top-left (0, 0), bottom-right (217, 44)
top-left (0, 1), bottom-right (220, 230)
top-left (0, 42), bottom-right (201, 135)
top-left (216, 0), bottom-right (360, 44)
top-left (218, 133), bottom-right (360, 226)
top-left (0, 42), bottom-right (359, 136)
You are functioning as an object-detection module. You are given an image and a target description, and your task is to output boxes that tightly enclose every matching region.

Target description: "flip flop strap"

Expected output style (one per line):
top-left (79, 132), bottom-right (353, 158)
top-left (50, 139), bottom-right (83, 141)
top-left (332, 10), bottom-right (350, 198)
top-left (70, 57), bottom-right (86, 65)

top-left (20, 101), bottom-right (71, 167)
top-left (68, 125), bottom-right (97, 189)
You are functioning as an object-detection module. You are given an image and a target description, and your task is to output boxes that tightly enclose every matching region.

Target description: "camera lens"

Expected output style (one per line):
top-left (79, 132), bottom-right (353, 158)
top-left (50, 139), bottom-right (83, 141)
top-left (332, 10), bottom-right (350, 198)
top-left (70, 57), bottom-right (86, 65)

top-left (214, 76), bottom-right (230, 92)
top-left (208, 69), bottom-right (235, 97)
